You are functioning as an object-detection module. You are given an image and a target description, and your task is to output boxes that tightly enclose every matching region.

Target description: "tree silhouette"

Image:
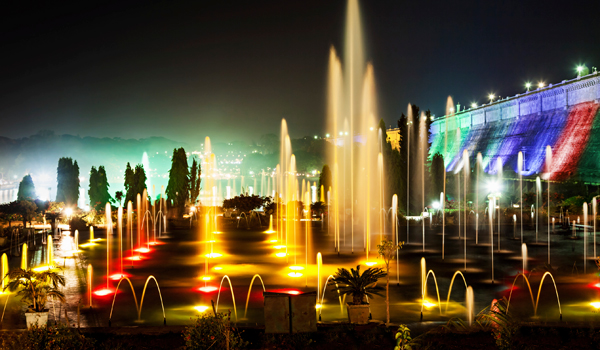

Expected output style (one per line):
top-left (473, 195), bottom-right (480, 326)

top-left (166, 147), bottom-right (189, 210)
top-left (56, 158), bottom-right (80, 206)
top-left (17, 175), bottom-right (36, 201)
top-left (189, 157), bottom-right (201, 205)
top-left (318, 165), bottom-right (332, 201)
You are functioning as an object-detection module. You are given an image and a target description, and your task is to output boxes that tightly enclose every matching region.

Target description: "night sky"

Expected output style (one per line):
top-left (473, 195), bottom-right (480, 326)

top-left (1, 0), bottom-right (599, 146)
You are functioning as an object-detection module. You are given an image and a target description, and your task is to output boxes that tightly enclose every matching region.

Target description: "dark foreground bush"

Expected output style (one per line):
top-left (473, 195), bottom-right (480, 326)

top-left (182, 312), bottom-right (247, 349)
top-left (0, 323), bottom-right (95, 350)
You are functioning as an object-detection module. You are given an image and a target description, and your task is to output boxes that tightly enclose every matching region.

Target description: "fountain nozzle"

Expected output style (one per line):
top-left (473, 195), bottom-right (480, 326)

top-left (108, 319), bottom-right (112, 327)
top-left (420, 312), bottom-right (423, 321)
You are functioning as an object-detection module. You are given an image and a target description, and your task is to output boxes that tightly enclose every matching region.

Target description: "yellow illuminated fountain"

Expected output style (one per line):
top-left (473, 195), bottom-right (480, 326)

top-left (21, 244), bottom-right (27, 269)
top-left (264, 215), bottom-right (276, 234)
top-left (326, 0), bottom-right (384, 260)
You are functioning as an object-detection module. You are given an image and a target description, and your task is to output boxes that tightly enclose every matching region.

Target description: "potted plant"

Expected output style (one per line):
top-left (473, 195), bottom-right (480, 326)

top-left (329, 264), bottom-right (386, 324)
top-left (3, 267), bottom-right (66, 328)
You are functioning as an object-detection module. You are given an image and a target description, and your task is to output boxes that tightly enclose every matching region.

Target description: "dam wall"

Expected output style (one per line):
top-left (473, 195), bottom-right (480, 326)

top-left (429, 73), bottom-right (600, 182)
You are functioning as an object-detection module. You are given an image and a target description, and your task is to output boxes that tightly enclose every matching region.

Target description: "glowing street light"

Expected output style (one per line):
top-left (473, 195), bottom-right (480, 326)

top-left (470, 102), bottom-right (477, 109)
top-left (488, 94), bottom-right (495, 103)
top-left (538, 82), bottom-right (545, 88)
top-left (325, 133), bottom-right (330, 138)
top-left (525, 82), bottom-right (531, 92)
top-left (577, 65), bottom-right (584, 77)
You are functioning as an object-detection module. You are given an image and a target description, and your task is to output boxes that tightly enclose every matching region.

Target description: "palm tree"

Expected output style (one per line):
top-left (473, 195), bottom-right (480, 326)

top-left (4, 267), bottom-right (65, 312)
top-left (329, 265), bottom-right (386, 305)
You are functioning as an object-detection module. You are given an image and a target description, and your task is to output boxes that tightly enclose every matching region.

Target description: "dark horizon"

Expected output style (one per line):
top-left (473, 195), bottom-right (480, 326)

top-left (1, 0), bottom-right (599, 145)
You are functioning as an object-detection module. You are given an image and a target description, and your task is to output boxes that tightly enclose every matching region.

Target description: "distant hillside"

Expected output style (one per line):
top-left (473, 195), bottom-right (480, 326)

top-left (0, 130), bottom-right (188, 200)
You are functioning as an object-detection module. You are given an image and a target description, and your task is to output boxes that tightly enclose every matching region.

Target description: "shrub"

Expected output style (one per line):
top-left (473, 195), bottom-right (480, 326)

top-left (182, 312), bottom-right (247, 350)
top-left (0, 323), bottom-right (94, 350)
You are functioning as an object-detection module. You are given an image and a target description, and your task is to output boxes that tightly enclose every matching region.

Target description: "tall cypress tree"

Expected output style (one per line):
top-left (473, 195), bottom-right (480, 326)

top-left (134, 164), bottom-right (147, 199)
top-left (189, 158), bottom-right (201, 205)
top-left (56, 157), bottom-right (80, 206)
top-left (97, 166), bottom-right (113, 210)
top-left (166, 147), bottom-right (189, 208)
top-left (17, 175), bottom-right (36, 201)
top-left (71, 160), bottom-right (80, 206)
top-left (124, 162), bottom-right (135, 204)
top-left (88, 166), bottom-right (99, 209)
top-left (318, 165), bottom-right (332, 201)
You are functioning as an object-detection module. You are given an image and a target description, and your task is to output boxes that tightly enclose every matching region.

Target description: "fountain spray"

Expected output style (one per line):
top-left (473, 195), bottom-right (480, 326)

top-left (584, 202), bottom-right (588, 273)
top-left (546, 145), bottom-right (552, 265)
top-left (518, 151), bottom-right (523, 244)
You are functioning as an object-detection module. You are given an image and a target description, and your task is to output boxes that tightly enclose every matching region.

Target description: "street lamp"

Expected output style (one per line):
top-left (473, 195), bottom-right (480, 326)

top-left (488, 94), bottom-right (495, 103)
top-left (525, 82), bottom-right (531, 92)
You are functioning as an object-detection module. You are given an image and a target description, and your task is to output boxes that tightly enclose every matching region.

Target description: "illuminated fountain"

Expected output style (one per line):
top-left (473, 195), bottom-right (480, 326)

top-left (215, 275), bottom-right (238, 321)
top-left (108, 275), bottom-right (166, 326)
top-left (506, 272), bottom-right (562, 320)
top-left (1, 254), bottom-right (7, 289)
top-left (326, 0), bottom-right (383, 259)
top-left (584, 202), bottom-right (588, 273)
top-left (243, 274), bottom-right (266, 319)
top-left (546, 146), bottom-right (553, 265)
top-left (518, 151), bottom-right (524, 243)
top-left (522, 243), bottom-right (528, 272)
top-left (264, 215), bottom-right (276, 234)
top-left (21, 243), bottom-right (27, 270)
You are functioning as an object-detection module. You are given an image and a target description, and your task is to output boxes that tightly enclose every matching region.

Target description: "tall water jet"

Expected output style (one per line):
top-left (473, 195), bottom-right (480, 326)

top-left (118, 205), bottom-right (123, 275)
top-left (21, 243), bottom-right (27, 269)
top-left (489, 198), bottom-right (494, 283)
top-left (106, 202), bottom-right (112, 289)
top-left (137, 193), bottom-right (142, 259)
top-left (406, 104), bottom-right (413, 243)
top-left (476, 153), bottom-right (482, 244)
top-left (466, 286), bottom-right (474, 326)
top-left (522, 243), bottom-right (528, 272)
top-left (456, 128), bottom-right (462, 240)
top-left (441, 97), bottom-right (455, 258)
top-left (344, 0), bottom-right (365, 252)
top-left (463, 149), bottom-right (469, 270)
top-left (378, 152), bottom-right (384, 245)
top-left (47, 236), bottom-right (53, 266)
top-left (264, 215), bottom-right (275, 234)
top-left (420, 257), bottom-right (426, 298)
top-left (88, 264), bottom-right (93, 307)
top-left (127, 201), bottom-right (134, 267)
top-left (518, 151), bottom-right (524, 243)
top-left (441, 191), bottom-right (445, 259)
top-left (1, 254), bottom-right (7, 289)
top-left (546, 146), bottom-right (552, 265)
top-left (584, 202), bottom-right (588, 273)
top-left (594, 198), bottom-right (597, 258)
top-left (496, 157), bottom-right (502, 252)
top-left (392, 194), bottom-right (399, 283)
top-left (536, 177), bottom-right (541, 243)
top-left (419, 112), bottom-right (427, 251)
